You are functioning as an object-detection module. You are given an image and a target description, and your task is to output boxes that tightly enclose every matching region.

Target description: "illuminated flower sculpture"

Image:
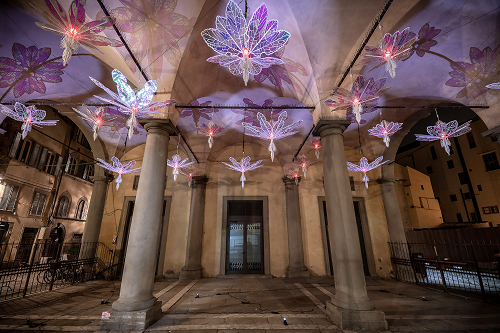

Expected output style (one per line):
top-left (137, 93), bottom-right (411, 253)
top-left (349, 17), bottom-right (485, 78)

top-left (293, 154), bottom-right (316, 178)
top-left (167, 154), bottom-right (195, 182)
top-left (96, 156), bottom-right (141, 190)
top-left (368, 120), bottom-right (403, 147)
top-left (360, 27), bottom-right (417, 78)
top-left (201, 0), bottom-right (290, 86)
top-left (182, 167), bottom-right (195, 187)
top-left (197, 121), bottom-right (224, 148)
top-left (347, 157), bottom-right (388, 189)
top-left (312, 138), bottom-right (321, 159)
top-left (222, 157), bottom-right (263, 188)
top-left (72, 104), bottom-right (116, 140)
top-left (32, 0), bottom-right (123, 65)
top-left (242, 111), bottom-right (302, 162)
top-left (90, 69), bottom-right (175, 139)
top-left (487, 82), bottom-right (500, 89)
top-left (0, 102), bottom-right (58, 139)
top-left (415, 119), bottom-right (472, 155)
top-left (324, 75), bottom-right (389, 124)
top-left (286, 169), bottom-right (300, 185)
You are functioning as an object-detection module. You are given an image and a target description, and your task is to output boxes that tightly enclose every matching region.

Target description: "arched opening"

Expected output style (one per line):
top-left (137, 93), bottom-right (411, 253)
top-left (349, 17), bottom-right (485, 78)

top-left (56, 195), bottom-right (71, 218)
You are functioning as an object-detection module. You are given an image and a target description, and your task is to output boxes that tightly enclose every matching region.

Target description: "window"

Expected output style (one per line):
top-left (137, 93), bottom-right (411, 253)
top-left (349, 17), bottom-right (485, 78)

top-left (420, 185), bottom-right (424, 190)
top-left (8, 132), bottom-right (22, 159)
top-left (0, 183), bottom-right (20, 212)
top-left (492, 205), bottom-right (499, 213)
top-left (67, 158), bottom-right (77, 176)
top-left (133, 175), bottom-right (140, 190)
top-left (450, 194), bottom-right (458, 202)
top-left (457, 213), bottom-right (463, 223)
top-left (75, 200), bottom-right (87, 220)
top-left (28, 143), bottom-right (40, 167)
top-left (430, 146), bottom-right (437, 160)
top-left (447, 160), bottom-right (454, 169)
top-left (56, 196), bottom-right (70, 217)
top-left (72, 127), bottom-right (91, 150)
top-left (471, 212), bottom-right (478, 222)
top-left (426, 166), bottom-right (433, 174)
top-left (458, 172), bottom-right (468, 185)
top-left (483, 205), bottom-right (499, 214)
top-left (477, 184), bottom-right (482, 191)
top-left (44, 151), bottom-right (57, 174)
top-left (83, 164), bottom-right (94, 181)
top-left (482, 152), bottom-right (500, 171)
top-left (19, 139), bottom-right (33, 163)
top-left (449, 145), bottom-right (454, 155)
top-left (463, 192), bottom-right (471, 200)
top-left (30, 191), bottom-right (47, 216)
top-left (349, 176), bottom-right (355, 191)
top-left (466, 132), bottom-right (476, 149)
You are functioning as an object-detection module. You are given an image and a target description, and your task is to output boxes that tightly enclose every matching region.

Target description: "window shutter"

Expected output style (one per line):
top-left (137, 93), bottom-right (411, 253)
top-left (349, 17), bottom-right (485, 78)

top-left (82, 164), bottom-right (88, 180)
top-left (37, 193), bottom-right (47, 216)
top-left (30, 192), bottom-right (40, 215)
top-left (0, 184), bottom-right (12, 210)
top-left (28, 143), bottom-right (40, 167)
top-left (8, 132), bottom-right (22, 159)
top-left (65, 154), bottom-right (71, 172)
top-left (5, 185), bottom-right (19, 212)
top-left (37, 148), bottom-right (48, 170)
top-left (54, 156), bottom-right (63, 175)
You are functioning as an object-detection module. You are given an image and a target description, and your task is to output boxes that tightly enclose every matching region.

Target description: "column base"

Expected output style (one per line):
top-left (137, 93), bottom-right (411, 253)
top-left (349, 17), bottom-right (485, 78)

top-left (100, 300), bottom-right (162, 331)
top-left (179, 266), bottom-right (203, 280)
top-left (286, 266), bottom-right (310, 278)
top-left (326, 300), bottom-right (387, 330)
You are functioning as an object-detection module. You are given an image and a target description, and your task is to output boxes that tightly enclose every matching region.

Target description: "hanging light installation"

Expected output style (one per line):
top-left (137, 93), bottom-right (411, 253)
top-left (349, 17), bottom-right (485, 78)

top-left (31, 0), bottom-right (123, 66)
top-left (197, 121), bottom-right (224, 148)
top-left (293, 154), bottom-right (316, 178)
top-left (182, 167), bottom-right (195, 187)
top-left (324, 75), bottom-right (389, 124)
top-left (222, 157), bottom-right (263, 188)
top-left (360, 27), bottom-right (417, 78)
top-left (167, 154), bottom-right (195, 182)
top-left (96, 156), bottom-right (141, 190)
top-left (415, 111), bottom-right (472, 155)
top-left (486, 82), bottom-right (500, 89)
top-left (72, 104), bottom-right (116, 141)
top-left (201, 0), bottom-right (290, 86)
top-left (347, 157), bottom-right (388, 189)
top-left (90, 69), bottom-right (176, 139)
top-left (368, 120), bottom-right (403, 147)
top-left (312, 138), bottom-right (321, 159)
top-left (242, 111), bottom-right (302, 162)
top-left (0, 102), bottom-right (58, 139)
top-left (286, 169), bottom-right (300, 185)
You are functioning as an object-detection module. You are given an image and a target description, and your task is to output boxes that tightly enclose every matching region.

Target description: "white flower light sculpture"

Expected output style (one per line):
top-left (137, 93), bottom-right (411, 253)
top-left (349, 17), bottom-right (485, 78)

top-left (197, 121), bottom-right (224, 148)
top-left (167, 154), bottom-right (195, 182)
top-left (486, 82), bottom-right (500, 89)
top-left (72, 104), bottom-right (116, 141)
top-left (90, 69), bottom-right (175, 139)
top-left (347, 156), bottom-right (388, 189)
top-left (96, 156), bottom-right (141, 190)
top-left (0, 102), bottom-right (58, 139)
top-left (242, 111), bottom-right (302, 162)
top-left (368, 120), bottom-right (403, 147)
top-left (415, 119), bottom-right (472, 155)
top-left (222, 156), bottom-right (263, 188)
top-left (293, 154), bottom-right (316, 178)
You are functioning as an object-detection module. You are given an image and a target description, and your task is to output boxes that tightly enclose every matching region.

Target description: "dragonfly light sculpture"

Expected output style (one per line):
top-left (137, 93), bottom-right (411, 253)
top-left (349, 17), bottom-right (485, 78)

top-left (197, 121), bottom-right (224, 148)
top-left (90, 69), bottom-right (175, 139)
top-left (293, 154), bottom-right (316, 178)
top-left (72, 104), bottom-right (116, 140)
top-left (415, 118), bottom-right (472, 155)
top-left (347, 156), bottom-right (388, 189)
top-left (96, 156), bottom-right (141, 190)
top-left (201, 0), bottom-right (290, 86)
top-left (167, 154), bottom-right (195, 182)
top-left (312, 138), bottom-right (321, 159)
top-left (242, 111), bottom-right (302, 162)
top-left (222, 156), bottom-right (263, 188)
top-left (0, 102), bottom-right (58, 139)
top-left (368, 120), bottom-right (403, 147)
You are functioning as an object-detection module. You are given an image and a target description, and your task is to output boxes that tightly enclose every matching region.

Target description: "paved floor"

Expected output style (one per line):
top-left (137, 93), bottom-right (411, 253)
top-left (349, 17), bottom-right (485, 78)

top-left (0, 276), bottom-right (499, 332)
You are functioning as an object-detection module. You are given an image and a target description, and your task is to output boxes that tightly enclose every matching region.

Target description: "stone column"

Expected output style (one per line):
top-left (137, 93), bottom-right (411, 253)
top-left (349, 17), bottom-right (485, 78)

top-left (313, 119), bottom-right (387, 330)
top-left (80, 166), bottom-right (112, 259)
top-left (283, 177), bottom-right (309, 277)
top-left (180, 175), bottom-right (208, 280)
top-left (379, 178), bottom-right (407, 243)
top-left (102, 120), bottom-right (175, 331)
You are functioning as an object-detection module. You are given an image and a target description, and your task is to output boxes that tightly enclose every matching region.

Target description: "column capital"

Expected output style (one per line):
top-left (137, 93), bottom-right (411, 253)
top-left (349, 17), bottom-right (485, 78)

top-left (282, 176), bottom-right (301, 186)
top-left (191, 175), bottom-right (208, 188)
top-left (140, 119), bottom-right (177, 136)
top-left (312, 118), bottom-right (352, 138)
top-left (377, 178), bottom-right (397, 185)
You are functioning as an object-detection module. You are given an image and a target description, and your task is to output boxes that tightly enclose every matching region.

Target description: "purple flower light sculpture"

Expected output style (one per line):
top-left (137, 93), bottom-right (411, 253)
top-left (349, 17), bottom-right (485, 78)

top-left (368, 120), bottom-right (403, 147)
top-left (222, 156), bottom-right (263, 188)
top-left (197, 121), bottom-right (224, 148)
top-left (96, 156), bottom-right (140, 190)
top-left (167, 154), bottom-right (195, 182)
top-left (72, 104), bottom-right (116, 140)
top-left (360, 27), bottom-right (417, 78)
top-left (486, 82), bottom-right (500, 89)
top-left (0, 102), bottom-right (58, 139)
top-left (242, 111), bottom-right (302, 162)
top-left (347, 157), bottom-right (388, 189)
top-left (324, 75), bottom-right (389, 124)
top-left (201, 0), bottom-right (290, 86)
top-left (415, 119), bottom-right (472, 155)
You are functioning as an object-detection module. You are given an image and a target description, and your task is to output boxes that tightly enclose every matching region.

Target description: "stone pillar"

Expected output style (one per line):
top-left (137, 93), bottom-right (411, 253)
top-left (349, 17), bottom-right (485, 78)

top-left (379, 178), bottom-right (407, 243)
top-left (101, 120), bottom-right (175, 331)
top-left (283, 177), bottom-right (309, 278)
top-left (180, 175), bottom-right (208, 280)
top-left (80, 166), bottom-right (112, 259)
top-left (313, 119), bottom-right (387, 331)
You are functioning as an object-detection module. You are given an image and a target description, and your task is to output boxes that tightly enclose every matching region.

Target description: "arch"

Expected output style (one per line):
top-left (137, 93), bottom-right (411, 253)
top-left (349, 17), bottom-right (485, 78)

top-left (56, 194), bottom-right (71, 218)
top-left (75, 198), bottom-right (88, 220)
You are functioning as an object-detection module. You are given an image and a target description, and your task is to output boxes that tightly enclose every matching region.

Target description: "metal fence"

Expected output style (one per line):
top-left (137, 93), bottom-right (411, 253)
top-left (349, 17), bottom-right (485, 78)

top-left (389, 241), bottom-right (500, 302)
top-left (0, 240), bottom-right (116, 301)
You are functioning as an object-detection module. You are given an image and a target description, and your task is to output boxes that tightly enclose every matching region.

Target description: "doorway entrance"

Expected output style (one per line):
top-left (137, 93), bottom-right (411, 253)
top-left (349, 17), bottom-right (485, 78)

top-left (225, 200), bottom-right (264, 274)
top-left (15, 227), bottom-right (38, 263)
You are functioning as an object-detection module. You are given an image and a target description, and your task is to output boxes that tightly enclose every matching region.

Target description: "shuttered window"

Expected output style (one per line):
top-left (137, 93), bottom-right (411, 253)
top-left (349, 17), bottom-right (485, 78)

top-left (37, 147), bottom-right (48, 171)
top-left (8, 132), bottom-right (22, 159)
top-left (56, 196), bottom-right (70, 217)
top-left (28, 143), bottom-right (40, 167)
top-left (0, 183), bottom-right (20, 212)
top-left (30, 191), bottom-right (47, 216)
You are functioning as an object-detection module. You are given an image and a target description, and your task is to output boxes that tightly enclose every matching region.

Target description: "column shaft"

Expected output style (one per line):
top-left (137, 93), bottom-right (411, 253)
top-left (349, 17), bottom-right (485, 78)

top-left (379, 180), bottom-right (407, 243)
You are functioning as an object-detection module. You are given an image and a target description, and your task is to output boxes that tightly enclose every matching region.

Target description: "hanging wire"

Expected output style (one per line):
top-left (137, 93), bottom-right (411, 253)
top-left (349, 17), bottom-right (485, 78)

top-left (357, 123), bottom-right (363, 155)
top-left (435, 107), bottom-right (440, 121)
top-left (243, 108), bottom-right (246, 156)
top-left (177, 132), bottom-right (181, 154)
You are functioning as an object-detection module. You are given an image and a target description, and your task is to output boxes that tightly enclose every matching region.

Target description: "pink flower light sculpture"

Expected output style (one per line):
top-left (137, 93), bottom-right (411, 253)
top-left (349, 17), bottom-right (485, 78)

top-left (222, 157), bottom-right (263, 188)
top-left (415, 119), bottom-right (472, 155)
top-left (0, 102), bottom-right (58, 139)
top-left (167, 154), bottom-right (195, 182)
top-left (347, 157), bottom-right (388, 189)
top-left (72, 104), bottom-right (116, 141)
top-left (360, 27), bottom-right (417, 78)
top-left (96, 156), bottom-right (140, 190)
top-left (368, 120), bottom-right (403, 147)
top-left (197, 121), bottom-right (224, 148)
top-left (293, 154), bottom-right (316, 178)
top-left (286, 169), bottom-right (300, 185)
top-left (312, 138), bottom-right (321, 159)
top-left (242, 111), bottom-right (302, 162)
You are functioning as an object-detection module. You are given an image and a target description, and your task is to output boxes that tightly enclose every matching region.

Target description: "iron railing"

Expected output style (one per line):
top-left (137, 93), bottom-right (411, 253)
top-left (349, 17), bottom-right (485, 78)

top-left (0, 240), bottom-right (116, 301)
top-left (389, 241), bottom-right (500, 303)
